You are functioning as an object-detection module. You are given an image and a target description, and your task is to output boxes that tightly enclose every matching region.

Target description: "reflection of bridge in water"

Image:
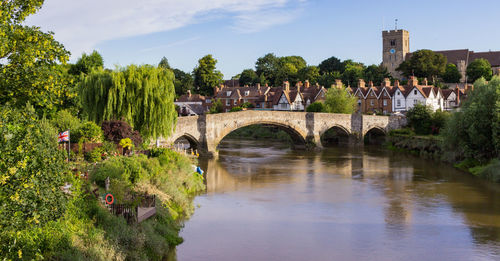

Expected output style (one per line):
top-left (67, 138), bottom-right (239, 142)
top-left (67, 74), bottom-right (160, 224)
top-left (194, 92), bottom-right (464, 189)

top-left (164, 111), bottom-right (406, 157)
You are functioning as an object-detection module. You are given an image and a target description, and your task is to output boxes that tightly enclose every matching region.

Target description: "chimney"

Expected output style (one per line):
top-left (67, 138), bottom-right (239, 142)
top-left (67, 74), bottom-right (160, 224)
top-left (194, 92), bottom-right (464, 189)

top-left (304, 80), bottom-right (310, 88)
top-left (455, 85), bottom-right (460, 106)
top-left (466, 84), bottom-right (474, 93)
top-left (335, 79), bottom-right (343, 88)
top-left (256, 83), bottom-right (261, 90)
top-left (265, 83), bottom-right (269, 87)
top-left (283, 81), bottom-right (290, 91)
top-left (408, 76), bottom-right (418, 87)
top-left (297, 84), bottom-right (301, 93)
top-left (187, 90), bottom-right (192, 97)
top-left (213, 86), bottom-right (219, 95)
top-left (358, 79), bottom-right (366, 88)
top-left (394, 80), bottom-right (400, 88)
top-left (423, 78), bottom-right (428, 85)
top-left (368, 81), bottom-right (374, 88)
top-left (244, 84), bottom-right (249, 87)
top-left (382, 78), bottom-right (391, 87)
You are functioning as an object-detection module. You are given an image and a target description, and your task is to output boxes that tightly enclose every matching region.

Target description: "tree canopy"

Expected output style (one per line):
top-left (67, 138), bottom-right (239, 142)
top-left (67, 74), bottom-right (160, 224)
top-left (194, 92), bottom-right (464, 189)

top-left (467, 58), bottom-right (492, 82)
top-left (80, 65), bottom-right (177, 139)
top-left (323, 88), bottom-right (357, 114)
top-left (397, 49), bottom-right (447, 82)
top-left (239, 69), bottom-right (258, 86)
top-left (0, 0), bottom-right (72, 114)
top-left (442, 63), bottom-right (462, 83)
top-left (69, 50), bottom-right (104, 76)
top-left (193, 54), bottom-right (223, 96)
top-left (158, 56), bottom-right (171, 69)
top-left (172, 68), bottom-right (194, 97)
top-left (318, 56), bottom-right (343, 74)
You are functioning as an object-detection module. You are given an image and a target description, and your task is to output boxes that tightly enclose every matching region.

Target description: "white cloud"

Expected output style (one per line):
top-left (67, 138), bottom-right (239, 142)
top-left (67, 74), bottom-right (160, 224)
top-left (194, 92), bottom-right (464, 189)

top-left (25, 0), bottom-right (306, 59)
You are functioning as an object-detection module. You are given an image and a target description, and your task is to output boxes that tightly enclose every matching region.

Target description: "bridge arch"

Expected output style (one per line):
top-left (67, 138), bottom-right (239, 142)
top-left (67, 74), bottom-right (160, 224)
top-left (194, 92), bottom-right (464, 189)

top-left (211, 121), bottom-right (308, 151)
top-left (363, 127), bottom-right (387, 145)
top-left (172, 133), bottom-right (201, 151)
top-left (319, 125), bottom-right (351, 147)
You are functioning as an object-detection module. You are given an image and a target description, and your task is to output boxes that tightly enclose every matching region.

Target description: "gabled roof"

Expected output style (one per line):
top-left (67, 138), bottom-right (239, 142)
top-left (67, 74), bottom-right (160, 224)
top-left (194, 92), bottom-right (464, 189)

top-left (441, 89), bottom-right (455, 99)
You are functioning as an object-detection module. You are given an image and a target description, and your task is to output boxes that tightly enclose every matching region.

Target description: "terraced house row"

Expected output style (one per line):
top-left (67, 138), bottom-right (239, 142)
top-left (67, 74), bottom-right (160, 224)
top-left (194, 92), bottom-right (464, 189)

top-left (348, 76), bottom-right (470, 114)
top-left (175, 76), bottom-right (470, 116)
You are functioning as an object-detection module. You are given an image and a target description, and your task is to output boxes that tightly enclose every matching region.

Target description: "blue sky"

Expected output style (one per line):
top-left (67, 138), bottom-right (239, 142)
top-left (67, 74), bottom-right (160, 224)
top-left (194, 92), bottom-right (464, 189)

top-left (27, 0), bottom-right (500, 78)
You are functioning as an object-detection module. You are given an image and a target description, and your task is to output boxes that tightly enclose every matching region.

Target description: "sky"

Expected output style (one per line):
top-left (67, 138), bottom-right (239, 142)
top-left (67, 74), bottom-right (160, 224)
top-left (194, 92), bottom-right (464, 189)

top-left (26, 0), bottom-right (500, 78)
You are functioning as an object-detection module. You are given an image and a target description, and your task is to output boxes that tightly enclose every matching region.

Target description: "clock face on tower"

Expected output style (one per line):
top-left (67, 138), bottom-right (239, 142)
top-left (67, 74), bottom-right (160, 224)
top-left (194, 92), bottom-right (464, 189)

top-left (390, 48), bottom-right (396, 54)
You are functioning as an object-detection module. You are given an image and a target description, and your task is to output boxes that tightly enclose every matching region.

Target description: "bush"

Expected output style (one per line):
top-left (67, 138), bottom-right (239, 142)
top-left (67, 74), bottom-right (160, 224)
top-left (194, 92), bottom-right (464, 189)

top-left (407, 104), bottom-right (433, 135)
top-left (389, 128), bottom-right (415, 136)
top-left (230, 106), bottom-right (242, 112)
top-left (306, 102), bottom-right (325, 112)
top-left (120, 138), bottom-right (134, 152)
top-left (74, 121), bottom-right (103, 143)
top-left (0, 106), bottom-right (69, 230)
top-left (85, 147), bottom-right (104, 163)
top-left (430, 110), bottom-right (451, 134)
top-left (241, 102), bottom-right (255, 108)
top-left (101, 120), bottom-right (143, 147)
top-left (209, 99), bottom-right (223, 114)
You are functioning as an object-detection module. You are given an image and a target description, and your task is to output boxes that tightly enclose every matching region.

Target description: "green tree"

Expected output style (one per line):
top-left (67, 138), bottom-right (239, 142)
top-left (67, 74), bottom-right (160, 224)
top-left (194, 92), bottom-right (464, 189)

top-left (193, 55), bottom-right (223, 96)
top-left (172, 68), bottom-right (194, 97)
top-left (467, 58), bottom-right (492, 82)
top-left (298, 66), bottom-right (320, 84)
top-left (209, 99), bottom-right (223, 114)
top-left (442, 77), bottom-right (500, 162)
top-left (397, 49), bottom-right (447, 82)
top-left (0, 0), bottom-right (71, 114)
top-left (306, 102), bottom-right (325, 112)
top-left (0, 105), bottom-right (68, 230)
top-left (255, 53), bottom-right (280, 85)
top-left (239, 69), bottom-right (258, 86)
top-left (68, 50), bottom-right (104, 75)
top-left (158, 56), bottom-right (171, 69)
top-left (323, 88), bottom-right (357, 114)
top-left (318, 71), bottom-right (341, 88)
top-left (407, 103), bottom-right (433, 135)
top-left (318, 56), bottom-right (343, 74)
top-left (342, 62), bottom-right (365, 86)
top-left (80, 65), bottom-right (177, 139)
top-left (442, 63), bottom-right (462, 83)
top-left (364, 65), bottom-right (390, 86)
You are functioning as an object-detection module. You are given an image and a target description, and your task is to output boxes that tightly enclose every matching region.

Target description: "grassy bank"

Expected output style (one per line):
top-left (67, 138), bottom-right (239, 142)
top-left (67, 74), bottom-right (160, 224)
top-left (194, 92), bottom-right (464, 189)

top-left (387, 130), bottom-right (500, 183)
top-left (1, 149), bottom-right (205, 260)
top-left (225, 125), bottom-right (292, 142)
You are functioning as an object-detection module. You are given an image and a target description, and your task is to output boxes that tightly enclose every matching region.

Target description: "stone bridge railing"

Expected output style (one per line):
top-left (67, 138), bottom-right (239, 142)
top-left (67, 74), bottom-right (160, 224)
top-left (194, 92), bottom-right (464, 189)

top-left (161, 111), bottom-right (406, 157)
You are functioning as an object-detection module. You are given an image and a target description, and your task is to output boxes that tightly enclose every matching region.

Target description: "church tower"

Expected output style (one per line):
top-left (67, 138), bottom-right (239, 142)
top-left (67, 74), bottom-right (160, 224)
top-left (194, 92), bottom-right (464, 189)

top-left (382, 29), bottom-right (410, 79)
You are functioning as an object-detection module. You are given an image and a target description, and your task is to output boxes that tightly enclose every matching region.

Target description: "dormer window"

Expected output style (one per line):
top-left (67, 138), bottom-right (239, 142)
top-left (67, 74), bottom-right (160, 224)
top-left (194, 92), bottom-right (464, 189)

top-left (227, 91), bottom-right (232, 96)
top-left (414, 90), bottom-right (417, 95)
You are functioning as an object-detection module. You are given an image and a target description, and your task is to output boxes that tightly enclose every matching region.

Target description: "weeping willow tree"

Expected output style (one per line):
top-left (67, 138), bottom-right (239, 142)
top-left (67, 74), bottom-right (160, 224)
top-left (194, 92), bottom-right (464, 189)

top-left (80, 65), bottom-right (177, 140)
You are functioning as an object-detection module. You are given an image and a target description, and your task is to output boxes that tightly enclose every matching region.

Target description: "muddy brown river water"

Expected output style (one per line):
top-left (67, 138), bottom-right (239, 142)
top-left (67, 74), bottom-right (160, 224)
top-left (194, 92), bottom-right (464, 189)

top-left (169, 139), bottom-right (500, 261)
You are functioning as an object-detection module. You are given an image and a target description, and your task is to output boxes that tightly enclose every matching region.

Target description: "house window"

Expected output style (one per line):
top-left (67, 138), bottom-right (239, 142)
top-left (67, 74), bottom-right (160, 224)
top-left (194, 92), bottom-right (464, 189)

top-left (383, 100), bottom-right (387, 106)
top-left (234, 100), bottom-right (238, 105)
top-left (226, 99), bottom-right (230, 106)
top-left (245, 91), bottom-right (250, 96)
top-left (397, 92), bottom-right (400, 96)
top-left (414, 90), bottom-right (417, 95)
top-left (227, 91), bottom-right (231, 96)
top-left (397, 100), bottom-right (401, 107)
top-left (206, 99), bottom-right (211, 103)
top-left (384, 92), bottom-right (387, 97)
top-left (370, 100), bottom-right (374, 106)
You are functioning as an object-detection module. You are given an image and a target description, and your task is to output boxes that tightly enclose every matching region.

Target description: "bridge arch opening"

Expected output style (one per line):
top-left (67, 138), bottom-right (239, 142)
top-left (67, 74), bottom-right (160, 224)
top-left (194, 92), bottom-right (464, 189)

top-left (173, 134), bottom-right (200, 153)
top-left (320, 126), bottom-right (351, 147)
top-left (216, 123), bottom-right (307, 150)
top-left (364, 127), bottom-right (387, 145)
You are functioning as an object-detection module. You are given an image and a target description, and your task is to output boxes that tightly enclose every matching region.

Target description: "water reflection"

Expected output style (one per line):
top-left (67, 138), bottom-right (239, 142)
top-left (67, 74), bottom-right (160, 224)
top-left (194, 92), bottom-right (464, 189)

top-left (172, 139), bottom-right (500, 261)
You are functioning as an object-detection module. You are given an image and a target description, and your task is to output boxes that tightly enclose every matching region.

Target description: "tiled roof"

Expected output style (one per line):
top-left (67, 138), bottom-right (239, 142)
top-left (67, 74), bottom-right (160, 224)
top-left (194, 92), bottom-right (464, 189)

top-left (407, 49), bottom-right (500, 67)
top-left (470, 51), bottom-right (500, 67)
top-left (177, 94), bottom-right (206, 102)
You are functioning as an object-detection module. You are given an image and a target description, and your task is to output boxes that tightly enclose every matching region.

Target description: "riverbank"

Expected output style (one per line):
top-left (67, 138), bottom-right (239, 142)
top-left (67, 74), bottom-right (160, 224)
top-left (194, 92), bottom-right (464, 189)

top-left (1, 149), bottom-right (205, 260)
top-left (387, 131), bottom-right (500, 183)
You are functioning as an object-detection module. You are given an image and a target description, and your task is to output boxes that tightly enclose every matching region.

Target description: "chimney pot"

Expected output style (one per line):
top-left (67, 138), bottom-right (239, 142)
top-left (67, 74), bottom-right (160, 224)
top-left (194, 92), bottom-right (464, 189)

top-left (358, 79), bottom-right (366, 88)
top-left (187, 90), bottom-right (191, 97)
top-left (368, 81), bottom-right (374, 87)
top-left (383, 78), bottom-right (391, 87)
top-left (304, 80), bottom-right (310, 88)
top-left (394, 80), bottom-right (400, 87)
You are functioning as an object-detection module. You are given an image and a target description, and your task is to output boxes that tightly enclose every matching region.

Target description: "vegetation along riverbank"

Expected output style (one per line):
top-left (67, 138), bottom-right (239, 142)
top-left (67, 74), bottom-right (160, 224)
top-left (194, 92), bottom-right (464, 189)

top-left (386, 77), bottom-right (500, 183)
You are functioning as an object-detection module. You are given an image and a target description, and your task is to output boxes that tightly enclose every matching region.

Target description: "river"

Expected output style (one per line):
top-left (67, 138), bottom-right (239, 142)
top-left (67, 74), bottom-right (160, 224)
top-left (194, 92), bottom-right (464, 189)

top-left (170, 139), bottom-right (500, 261)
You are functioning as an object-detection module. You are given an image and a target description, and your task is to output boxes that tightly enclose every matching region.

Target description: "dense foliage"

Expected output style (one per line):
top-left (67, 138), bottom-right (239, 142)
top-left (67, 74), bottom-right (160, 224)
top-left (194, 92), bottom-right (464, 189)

top-left (306, 102), bottom-right (325, 112)
top-left (80, 65), bottom-right (177, 140)
top-left (0, 106), bottom-right (69, 230)
top-left (0, 0), bottom-right (72, 114)
top-left (397, 49), bottom-right (447, 82)
top-left (193, 55), bottom-right (223, 96)
top-left (466, 58), bottom-right (493, 82)
top-left (442, 63), bottom-right (462, 83)
top-left (209, 99), bottom-right (224, 114)
top-left (323, 88), bottom-right (357, 114)
top-left (406, 104), bottom-right (450, 135)
top-left (441, 77), bottom-right (500, 162)
top-left (69, 50), bottom-right (104, 76)
top-left (102, 120), bottom-right (143, 147)
top-left (73, 121), bottom-right (103, 143)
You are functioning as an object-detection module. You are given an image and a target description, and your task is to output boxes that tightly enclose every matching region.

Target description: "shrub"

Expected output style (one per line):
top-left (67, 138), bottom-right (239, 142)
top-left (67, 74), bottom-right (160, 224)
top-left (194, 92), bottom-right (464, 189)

top-left (241, 102), bottom-right (255, 108)
top-left (230, 106), bottom-right (243, 112)
top-left (430, 110), bottom-right (451, 134)
top-left (101, 120), bottom-right (143, 147)
top-left (74, 121), bottom-right (103, 143)
top-left (0, 106), bottom-right (69, 230)
top-left (85, 147), bottom-right (104, 163)
top-left (120, 138), bottom-right (134, 151)
top-left (306, 102), bottom-right (325, 112)
top-left (209, 99), bottom-right (223, 114)
top-left (407, 104), bottom-right (433, 135)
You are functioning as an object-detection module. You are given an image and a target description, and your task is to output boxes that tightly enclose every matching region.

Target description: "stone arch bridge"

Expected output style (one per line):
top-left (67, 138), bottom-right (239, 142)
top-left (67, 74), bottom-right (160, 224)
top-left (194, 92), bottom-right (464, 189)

top-left (163, 111), bottom-right (406, 157)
